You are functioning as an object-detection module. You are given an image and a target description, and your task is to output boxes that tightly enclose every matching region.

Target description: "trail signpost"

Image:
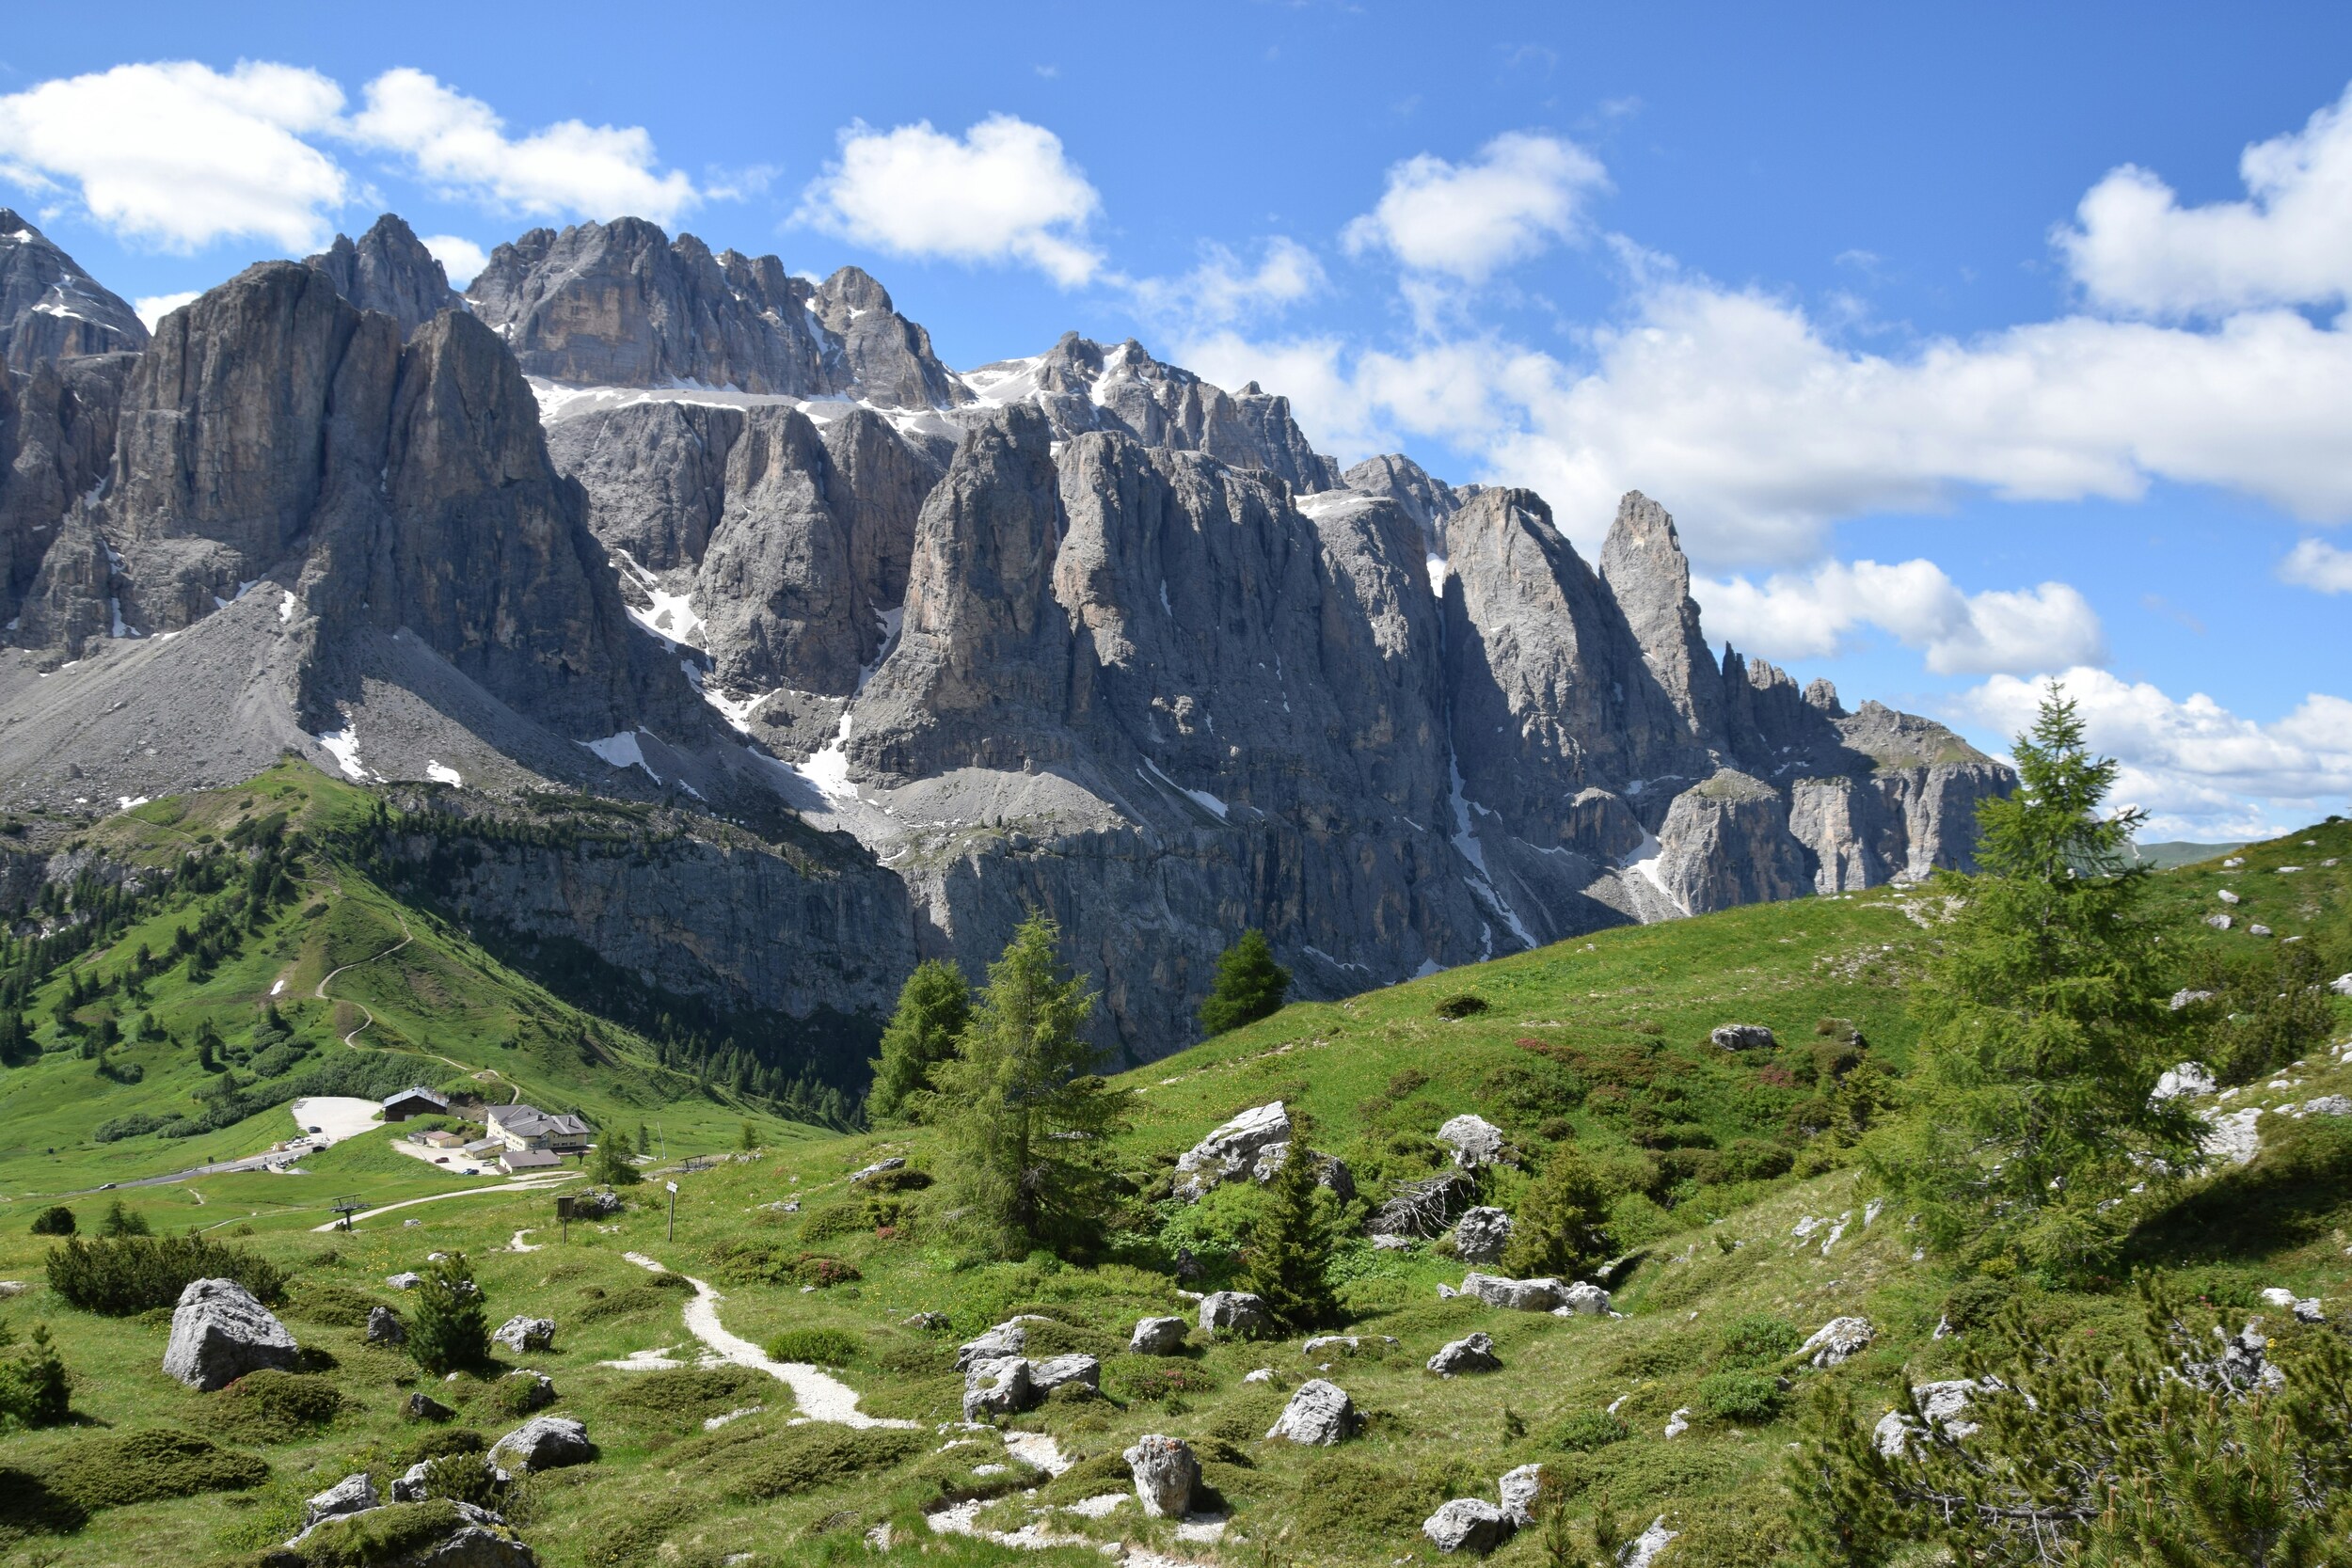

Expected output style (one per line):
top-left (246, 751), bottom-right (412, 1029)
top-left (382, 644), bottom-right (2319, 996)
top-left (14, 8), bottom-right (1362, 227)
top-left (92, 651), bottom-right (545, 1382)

top-left (555, 1194), bottom-right (575, 1243)
top-left (666, 1180), bottom-right (678, 1242)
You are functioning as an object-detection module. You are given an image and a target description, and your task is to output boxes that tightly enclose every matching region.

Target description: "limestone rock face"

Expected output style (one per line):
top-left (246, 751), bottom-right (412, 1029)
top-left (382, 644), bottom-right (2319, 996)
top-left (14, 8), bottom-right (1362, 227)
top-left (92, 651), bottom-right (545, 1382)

top-left (1598, 490), bottom-right (1727, 752)
top-left (812, 267), bottom-right (968, 409)
top-left (0, 350), bottom-right (131, 628)
top-left (1801, 1316), bottom-right (1876, 1368)
top-left (1655, 771), bottom-right (1814, 915)
top-left (306, 214), bottom-right (463, 337)
top-left (0, 209), bottom-right (148, 368)
top-left (163, 1277), bottom-right (299, 1390)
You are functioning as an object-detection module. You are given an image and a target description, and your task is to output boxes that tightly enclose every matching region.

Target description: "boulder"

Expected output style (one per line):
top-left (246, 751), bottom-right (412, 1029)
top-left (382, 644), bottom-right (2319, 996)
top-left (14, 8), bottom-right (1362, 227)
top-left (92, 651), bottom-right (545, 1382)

top-left (1423, 1498), bottom-right (1513, 1554)
top-left (903, 1311), bottom-right (950, 1332)
top-left (1250, 1141), bottom-right (1357, 1200)
top-left (1874, 1378), bottom-right (1991, 1457)
top-left (1174, 1101), bottom-right (1293, 1200)
top-left (1800, 1316), bottom-right (1876, 1368)
top-left (388, 1272), bottom-right (425, 1291)
top-left (404, 1391), bottom-right (457, 1421)
top-left (367, 1306), bottom-right (407, 1345)
top-left (961, 1355), bottom-right (1032, 1420)
top-left (1710, 1023), bottom-right (1776, 1051)
top-left (162, 1277), bottom-right (300, 1391)
top-left (2169, 990), bottom-right (2216, 1012)
top-left (501, 1371), bottom-right (556, 1413)
top-left (2153, 1061), bottom-right (2217, 1100)
top-left (954, 1317), bottom-right (1049, 1370)
top-left (2333, 974), bottom-right (2352, 998)
top-left (1663, 1407), bottom-right (1692, 1438)
top-left (1553, 1282), bottom-right (1612, 1317)
top-left (1122, 1433), bottom-right (1200, 1518)
top-left (390, 1460), bottom-right (437, 1503)
top-left (1130, 1315), bottom-right (1188, 1355)
top-left (1454, 1273), bottom-right (1564, 1311)
top-left (1427, 1332), bottom-right (1502, 1377)
top-left (2303, 1097), bottom-right (2352, 1118)
top-left (1436, 1114), bottom-right (1506, 1169)
top-left (1499, 1463), bottom-right (1545, 1527)
top-left (304, 1472), bottom-right (380, 1528)
top-left (492, 1316), bottom-right (555, 1354)
top-left (575, 1188), bottom-right (625, 1217)
top-left (1030, 1354), bottom-right (1100, 1397)
top-left (488, 1415), bottom-right (592, 1472)
top-left (1625, 1515), bottom-right (1681, 1568)
top-left (1266, 1378), bottom-right (1359, 1445)
top-left (1452, 1207), bottom-right (1513, 1264)
top-left (1198, 1291), bottom-right (1269, 1338)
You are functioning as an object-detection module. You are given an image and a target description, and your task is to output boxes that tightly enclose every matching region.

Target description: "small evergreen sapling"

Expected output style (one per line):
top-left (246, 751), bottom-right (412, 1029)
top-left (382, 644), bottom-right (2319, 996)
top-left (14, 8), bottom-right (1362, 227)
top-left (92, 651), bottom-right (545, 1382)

top-left (1200, 929), bottom-right (1291, 1037)
top-left (406, 1253), bottom-right (489, 1375)
top-left (1239, 1110), bottom-right (1340, 1330)
top-left (1501, 1146), bottom-right (1612, 1281)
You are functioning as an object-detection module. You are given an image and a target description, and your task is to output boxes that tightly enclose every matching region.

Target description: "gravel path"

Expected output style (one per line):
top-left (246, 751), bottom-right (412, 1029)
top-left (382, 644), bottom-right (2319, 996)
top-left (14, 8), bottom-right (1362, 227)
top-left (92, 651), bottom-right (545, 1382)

top-left (306, 1172), bottom-right (577, 1231)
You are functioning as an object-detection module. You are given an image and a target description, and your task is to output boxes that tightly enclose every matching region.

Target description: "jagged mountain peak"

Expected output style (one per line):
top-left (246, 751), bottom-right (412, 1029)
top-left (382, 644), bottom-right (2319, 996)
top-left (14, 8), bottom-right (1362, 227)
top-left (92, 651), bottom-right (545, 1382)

top-left (305, 213), bottom-right (463, 338)
top-left (0, 207), bottom-right (148, 370)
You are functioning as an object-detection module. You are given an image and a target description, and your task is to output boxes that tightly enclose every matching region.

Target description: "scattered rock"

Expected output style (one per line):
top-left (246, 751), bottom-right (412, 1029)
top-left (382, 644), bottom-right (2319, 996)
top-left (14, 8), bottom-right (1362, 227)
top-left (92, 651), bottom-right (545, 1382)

top-left (1266, 1378), bottom-right (1359, 1445)
top-left (902, 1311), bottom-right (949, 1332)
top-left (488, 1415), bottom-right (592, 1472)
top-left (1371, 1233), bottom-right (1417, 1251)
top-left (1122, 1433), bottom-right (1200, 1518)
top-left (1499, 1464), bottom-right (1544, 1527)
top-left (2250, 924), bottom-right (2274, 938)
top-left (1800, 1316), bottom-right (1876, 1368)
top-left (850, 1156), bottom-right (908, 1182)
top-left (1710, 1023), bottom-right (1776, 1051)
top-left (1453, 1272), bottom-right (1564, 1311)
top-left (2169, 990), bottom-right (2215, 1012)
top-left (1242, 1368), bottom-right (1275, 1384)
top-left (501, 1371), bottom-right (556, 1413)
top-left (2206, 913), bottom-right (2233, 930)
top-left (2203, 1106), bottom-right (2266, 1167)
top-left (162, 1277), bottom-right (300, 1391)
top-left (1427, 1332), bottom-right (1502, 1377)
top-left (1130, 1315), bottom-right (1188, 1354)
top-left (961, 1356), bottom-right (1033, 1420)
top-left (955, 1321), bottom-right (1030, 1370)
top-left (492, 1316), bottom-right (555, 1354)
top-left (1174, 1101), bottom-right (1293, 1201)
top-left (575, 1189), bottom-right (626, 1217)
top-left (1423, 1498), bottom-right (1512, 1554)
top-left (303, 1472), bottom-right (380, 1529)
top-left (403, 1392), bottom-right (456, 1421)
top-left (1198, 1291), bottom-right (1269, 1338)
top-left (2217, 889), bottom-right (2241, 905)
top-left (1663, 1407), bottom-right (1692, 1438)
top-left (2153, 1061), bottom-right (2217, 1100)
top-left (2333, 974), bottom-right (2352, 998)
top-left (1624, 1515), bottom-right (1680, 1568)
top-left (387, 1272), bottom-right (425, 1291)
top-left (1553, 1282), bottom-right (1612, 1317)
top-left (1452, 1207), bottom-right (1513, 1264)
top-left (1029, 1354), bottom-right (1100, 1397)
top-left (367, 1306), bottom-right (407, 1345)
top-left (1436, 1114), bottom-right (1506, 1169)
top-left (2304, 1096), bottom-right (2352, 1117)
top-left (1874, 1378), bottom-right (1991, 1456)
top-left (389, 1461), bottom-right (436, 1503)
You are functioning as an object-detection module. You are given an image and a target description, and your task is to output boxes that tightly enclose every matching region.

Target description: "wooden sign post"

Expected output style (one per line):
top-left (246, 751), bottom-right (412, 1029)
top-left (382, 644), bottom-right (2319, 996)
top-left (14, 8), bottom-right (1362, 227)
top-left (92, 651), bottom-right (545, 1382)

top-left (554, 1195), bottom-right (575, 1243)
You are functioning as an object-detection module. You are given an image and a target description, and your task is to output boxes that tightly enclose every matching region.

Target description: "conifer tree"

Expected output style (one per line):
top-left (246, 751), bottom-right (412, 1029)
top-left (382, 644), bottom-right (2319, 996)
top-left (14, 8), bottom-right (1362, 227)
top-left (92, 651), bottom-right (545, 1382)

top-left (407, 1253), bottom-right (489, 1374)
top-left (590, 1136), bottom-right (642, 1186)
top-left (1501, 1145), bottom-right (1613, 1280)
top-left (866, 959), bottom-right (972, 1126)
top-left (1199, 929), bottom-right (1291, 1037)
top-left (1239, 1109), bottom-right (1340, 1330)
top-left (930, 914), bottom-right (1131, 1259)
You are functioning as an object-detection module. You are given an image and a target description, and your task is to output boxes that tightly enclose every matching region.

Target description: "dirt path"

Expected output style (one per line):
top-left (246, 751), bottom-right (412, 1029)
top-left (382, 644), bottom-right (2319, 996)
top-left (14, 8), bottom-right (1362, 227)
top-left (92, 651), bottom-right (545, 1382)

top-left (619, 1252), bottom-right (916, 1430)
top-left (307, 1172), bottom-right (577, 1231)
top-left (315, 906), bottom-right (413, 1048)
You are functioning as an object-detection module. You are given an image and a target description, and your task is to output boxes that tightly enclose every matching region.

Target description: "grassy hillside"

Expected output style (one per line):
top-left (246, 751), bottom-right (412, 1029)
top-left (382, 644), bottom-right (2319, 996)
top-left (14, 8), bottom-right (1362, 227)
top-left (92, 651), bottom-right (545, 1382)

top-left (0, 819), bottom-right (2343, 1567)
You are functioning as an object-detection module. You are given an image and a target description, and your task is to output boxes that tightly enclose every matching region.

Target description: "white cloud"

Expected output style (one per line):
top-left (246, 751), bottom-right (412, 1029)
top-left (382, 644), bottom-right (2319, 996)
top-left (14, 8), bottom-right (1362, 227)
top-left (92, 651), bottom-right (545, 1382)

top-left (2280, 536), bottom-right (2352, 594)
top-left (1957, 670), bottom-right (2352, 839)
top-left (132, 290), bottom-right (201, 332)
top-left (1694, 559), bottom-right (2106, 676)
top-left (0, 60), bottom-right (349, 250)
top-left (795, 115), bottom-right (1102, 286)
top-left (418, 233), bottom-right (487, 287)
top-left (1341, 131), bottom-right (1606, 282)
top-left (347, 69), bottom-right (698, 226)
top-left (1129, 237), bottom-right (1324, 331)
top-left (2059, 80), bottom-right (2352, 317)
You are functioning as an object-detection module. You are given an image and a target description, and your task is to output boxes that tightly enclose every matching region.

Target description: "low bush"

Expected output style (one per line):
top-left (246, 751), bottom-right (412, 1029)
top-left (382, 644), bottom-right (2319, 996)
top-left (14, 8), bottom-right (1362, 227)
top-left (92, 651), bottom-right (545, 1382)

top-left (1695, 1370), bottom-right (1785, 1424)
top-left (860, 1166), bottom-right (933, 1196)
top-left (288, 1280), bottom-right (389, 1329)
top-left (490, 1374), bottom-right (555, 1418)
top-left (767, 1327), bottom-right (862, 1366)
top-left (45, 1233), bottom-right (287, 1315)
top-left (1554, 1407), bottom-right (1630, 1451)
top-left (1290, 1455), bottom-right (1454, 1543)
top-left (1103, 1356), bottom-right (1218, 1405)
top-left (575, 1285), bottom-right (669, 1323)
top-left (25, 1205), bottom-right (72, 1236)
top-left (1434, 994), bottom-right (1491, 1020)
top-left (1939, 1275), bottom-right (2015, 1332)
top-left (0, 1465), bottom-right (86, 1533)
top-left (400, 1428), bottom-right (488, 1467)
top-left (798, 1201), bottom-right (873, 1243)
top-left (1714, 1312), bottom-right (1804, 1368)
top-left (215, 1369), bottom-right (343, 1442)
top-left (41, 1427), bottom-right (270, 1510)
top-left (791, 1254), bottom-right (860, 1289)
top-left (719, 1424), bottom-right (922, 1502)
top-left (414, 1451), bottom-right (500, 1508)
top-left (97, 1199), bottom-right (151, 1238)
top-left (286, 1498), bottom-right (486, 1568)
top-left (608, 1367), bottom-right (771, 1421)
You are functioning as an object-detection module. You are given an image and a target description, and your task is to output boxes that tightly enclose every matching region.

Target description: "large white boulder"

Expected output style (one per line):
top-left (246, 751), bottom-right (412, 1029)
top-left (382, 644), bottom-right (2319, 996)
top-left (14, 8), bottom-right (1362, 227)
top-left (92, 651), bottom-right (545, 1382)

top-left (1423, 1498), bottom-right (1512, 1554)
top-left (1436, 1115), bottom-right (1506, 1169)
top-left (1122, 1433), bottom-right (1200, 1518)
top-left (162, 1277), bottom-right (299, 1391)
top-left (1198, 1291), bottom-right (1269, 1337)
top-left (1174, 1101), bottom-right (1293, 1200)
top-left (1453, 1272), bottom-right (1564, 1311)
top-left (1267, 1377), bottom-right (1359, 1445)
top-left (488, 1414), bottom-right (591, 1472)
top-left (1799, 1316), bottom-right (1876, 1368)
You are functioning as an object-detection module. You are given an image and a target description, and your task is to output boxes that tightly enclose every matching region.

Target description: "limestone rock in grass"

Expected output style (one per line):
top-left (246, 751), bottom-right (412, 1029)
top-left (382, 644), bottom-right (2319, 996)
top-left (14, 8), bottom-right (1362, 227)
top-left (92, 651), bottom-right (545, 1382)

top-left (487, 1415), bottom-right (591, 1473)
top-left (2153, 1061), bottom-right (2217, 1100)
top-left (1198, 1291), bottom-right (1270, 1338)
top-left (2305, 1097), bottom-right (2352, 1119)
top-left (1266, 1378), bottom-right (1359, 1445)
top-left (1874, 1378), bottom-right (1991, 1458)
top-left (1710, 1023), bottom-right (1776, 1051)
top-left (1030, 1354), bottom-right (1101, 1397)
top-left (1663, 1407), bottom-right (1692, 1439)
top-left (2169, 990), bottom-right (2217, 1012)
top-left (1799, 1316), bottom-right (1875, 1368)
top-left (2217, 889), bottom-right (2242, 905)
top-left (1453, 1207), bottom-right (1513, 1264)
top-left (1427, 1332), bottom-right (1502, 1377)
top-left (389, 1272), bottom-right (425, 1290)
top-left (1301, 1334), bottom-right (1394, 1358)
top-left (163, 1277), bottom-right (300, 1391)
top-left (961, 1355), bottom-right (1033, 1420)
top-left (1174, 1101), bottom-right (1293, 1201)
top-left (575, 1189), bottom-right (625, 1217)
top-left (1130, 1316), bottom-right (1188, 1355)
top-left (850, 1156), bottom-right (908, 1182)
top-left (404, 1392), bottom-right (456, 1422)
top-left (1243, 1367), bottom-right (1276, 1384)
top-left (304, 1472), bottom-right (380, 1529)
top-left (492, 1316), bottom-right (555, 1354)
top-left (1553, 1282), bottom-right (1612, 1317)
top-left (368, 1306), bottom-right (407, 1345)
top-left (1437, 1115), bottom-right (1506, 1169)
top-left (903, 1311), bottom-right (950, 1332)
top-left (955, 1321), bottom-right (1030, 1371)
top-left (502, 1370), bottom-right (556, 1412)
top-left (2207, 913), bottom-right (2234, 930)
top-left (1423, 1498), bottom-right (1513, 1554)
top-left (1123, 1433), bottom-right (1200, 1518)
top-left (1250, 1141), bottom-right (1357, 1201)
top-left (391, 1461), bottom-right (435, 1503)
top-left (2333, 974), bottom-right (2352, 997)
top-left (1499, 1464), bottom-right (1545, 1528)
top-left (1625, 1515), bottom-right (1681, 1568)
top-left (1455, 1273), bottom-right (1565, 1312)
top-left (294, 1500), bottom-right (533, 1568)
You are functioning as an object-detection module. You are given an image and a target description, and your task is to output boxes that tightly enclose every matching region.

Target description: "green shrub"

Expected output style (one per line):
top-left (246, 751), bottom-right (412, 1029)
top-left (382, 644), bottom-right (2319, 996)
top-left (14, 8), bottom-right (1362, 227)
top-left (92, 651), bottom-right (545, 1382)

top-left (790, 1254), bottom-right (860, 1289)
top-left (860, 1165), bottom-right (934, 1196)
top-left (607, 1367), bottom-right (770, 1421)
top-left (575, 1285), bottom-right (669, 1323)
top-left (799, 1202), bottom-right (872, 1243)
top-left (289, 1281), bottom-right (389, 1328)
top-left (767, 1327), bottom-right (862, 1366)
top-left (1553, 1408), bottom-right (1630, 1451)
top-left (718, 1424), bottom-right (922, 1501)
top-left (1290, 1455), bottom-right (1453, 1542)
top-left (25, 1205), bottom-right (72, 1236)
top-left (215, 1369), bottom-right (342, 1442)
top-left (1434, 994), bottom-right (1491, 1020)
top-left (1103, 1357), bottom-right (1218, 1405)
top-left (0, 1323), bottom-right (69, 1427)
top-left (45, 1233), bottom-right (287, 1315)
top-left (41, 1428), bottom-right (269, 1510)
top-left (490, 1374), bottom-right (555, 1418)
top-left (407, 1254), bottom-right (489, 1375)
top-left (1940, 1275), bottom-right (2015, 1332)
top-left (414, 1451), bottom-right (500, 1507)
top-left (97, 1198), bottom-right (151, 1238)
top-left (0, 1465), bottom-right (86, 1533)
top-left (1695, 1370), bottom-right (1785, 1424)
top-left (1715, 1313), bottom-right (1803, 1368)
top-left (400, 1429), bottom-right (488, 1466)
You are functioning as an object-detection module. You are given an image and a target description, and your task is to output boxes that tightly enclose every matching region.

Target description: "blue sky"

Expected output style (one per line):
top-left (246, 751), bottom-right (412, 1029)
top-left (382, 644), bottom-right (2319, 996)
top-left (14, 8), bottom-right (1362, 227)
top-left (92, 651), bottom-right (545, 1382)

top-left (3, 1), bottom-right (2349, 839)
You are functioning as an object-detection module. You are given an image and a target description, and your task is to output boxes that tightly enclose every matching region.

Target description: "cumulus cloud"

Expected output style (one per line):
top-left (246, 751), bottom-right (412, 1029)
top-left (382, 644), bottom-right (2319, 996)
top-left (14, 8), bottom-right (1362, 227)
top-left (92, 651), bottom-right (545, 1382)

top-left (2280, 536), bottom-right (2352, 594)
top-left (418, 233), bottom-right (487, 287)
top-left (2059, 79), bottom-right (2352, 317)
top-left (1129, 237), bottom-right (1324, 331)
top-left (0, 60), bottom-right (349, 250)
top-left (1693, 559), bottom-right (2106, 675)
top-left (795, 115), bottom-right (1103, 286)
top-left (348, 69), bottom-right (698, 226)
top-left (1341, 131), bottom-right (1606, 281)
top-left (1958, 670), bottom-right (2352, 839)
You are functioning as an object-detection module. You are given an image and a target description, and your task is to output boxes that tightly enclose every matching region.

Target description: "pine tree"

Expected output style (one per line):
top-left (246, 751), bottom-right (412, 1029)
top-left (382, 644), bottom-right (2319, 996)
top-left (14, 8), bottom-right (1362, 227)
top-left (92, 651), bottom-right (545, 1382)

top-left (930, 913), bottom-right (1132, 1259)
top-left (1199, 929), bottom-right (1291, 1037)
top-left (1238, 1109), bottom-right (1340, 1330)
top-left (866, 959), bottom-right (971, 1125)
top-left (590, 1138), bottom-right (642, 1186)
top-left (1862, 687), bottom-right (2199, 1276)
top-left (739, 1120), bottom-right (757, 1152)
top-left (635, 1122), bottom-right (650, 1155)
top-left (98, 1198), bottom-right (149, 1239)
top-left (1501, 1145), bottom-right (1613, 1280)
top-left (407, 1253), bottom-right (489, 1374)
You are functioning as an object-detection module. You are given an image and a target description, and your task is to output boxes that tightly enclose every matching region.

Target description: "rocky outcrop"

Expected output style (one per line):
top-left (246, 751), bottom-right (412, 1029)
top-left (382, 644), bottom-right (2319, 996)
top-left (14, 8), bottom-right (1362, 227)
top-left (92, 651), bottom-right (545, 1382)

top-left (812, 267), bottom-right (967, 409)
top-left (0, 210), bottom-right (147, 368)
top-left (1266, 1378), bottom-right (1359, 1444)
top-left (163, 1277), bottom-right (299, 1390)
top-left (306, 214), bottom-right (463, 337)
top-left (1123, 1433), bottom-right (1200, 1518)
top-left (0, 350), bottom-right (131, 626)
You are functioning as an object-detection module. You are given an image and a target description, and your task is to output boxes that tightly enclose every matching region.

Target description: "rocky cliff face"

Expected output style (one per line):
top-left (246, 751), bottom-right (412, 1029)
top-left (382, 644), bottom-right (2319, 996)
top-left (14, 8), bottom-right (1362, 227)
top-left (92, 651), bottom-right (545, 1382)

top-left (305, 214), bottom-right (463, 337)
top-left (0, 211), bottom-right (147, 370)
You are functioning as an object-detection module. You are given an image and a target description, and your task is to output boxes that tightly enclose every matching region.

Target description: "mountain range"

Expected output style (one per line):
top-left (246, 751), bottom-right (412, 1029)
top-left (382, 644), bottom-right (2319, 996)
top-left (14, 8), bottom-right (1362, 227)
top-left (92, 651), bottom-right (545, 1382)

top-left (0, 209), bottom-right (2009, 1067)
